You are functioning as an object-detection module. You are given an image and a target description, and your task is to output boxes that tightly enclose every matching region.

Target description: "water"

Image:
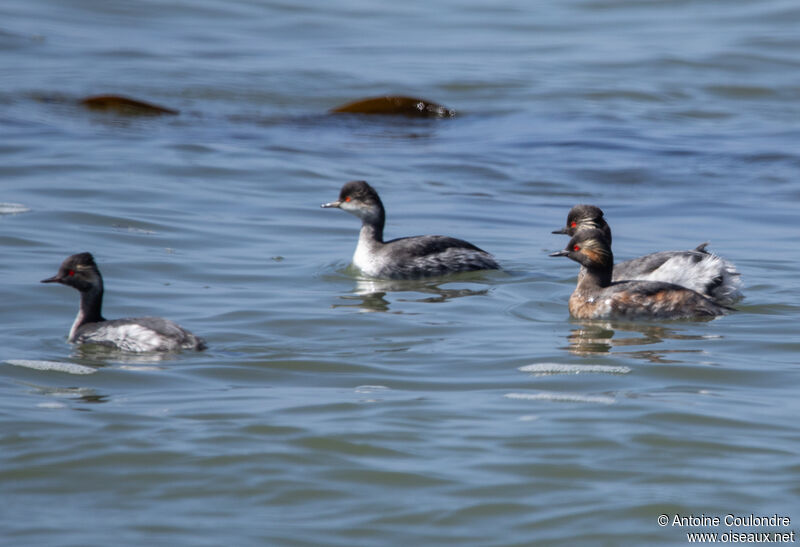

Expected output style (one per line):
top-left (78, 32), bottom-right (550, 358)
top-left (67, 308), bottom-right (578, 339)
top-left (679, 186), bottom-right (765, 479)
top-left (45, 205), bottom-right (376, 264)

top-left (2, 0), bottom-right (799, 544)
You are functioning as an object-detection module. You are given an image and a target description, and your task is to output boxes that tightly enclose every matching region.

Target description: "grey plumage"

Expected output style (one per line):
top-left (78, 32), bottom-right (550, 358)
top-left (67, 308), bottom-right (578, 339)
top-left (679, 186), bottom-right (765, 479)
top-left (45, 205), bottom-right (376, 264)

top-left (42, 252), bottom-right (206, 352)
top-left (550, 230), bottom-right (734, 320)
top-left (553, 204), bottom-right (742, 305)
top-left (322, 180), bottom-right (499, 279)
top-left (74, 317), bottom-right (207, 352)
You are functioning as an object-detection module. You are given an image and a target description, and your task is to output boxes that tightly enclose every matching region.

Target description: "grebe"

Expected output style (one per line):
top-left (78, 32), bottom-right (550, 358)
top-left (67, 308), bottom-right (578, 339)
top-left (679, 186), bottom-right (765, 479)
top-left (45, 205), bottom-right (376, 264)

top-left (553, 204), bottom-right (742, 305)
top-left (321, 180), bottom-right (499, 279)
top-left (550, 230), bottom-right (733, 320)
top-left (42, 252), bottom-right (206, 352)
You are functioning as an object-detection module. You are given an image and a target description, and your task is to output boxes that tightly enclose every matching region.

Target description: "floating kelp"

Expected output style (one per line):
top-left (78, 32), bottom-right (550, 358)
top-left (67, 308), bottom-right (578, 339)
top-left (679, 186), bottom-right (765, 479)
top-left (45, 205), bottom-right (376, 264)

top-left (331, 96), bottom-right (455, 117)
top-left (80, 95), bottom-right (178, 116)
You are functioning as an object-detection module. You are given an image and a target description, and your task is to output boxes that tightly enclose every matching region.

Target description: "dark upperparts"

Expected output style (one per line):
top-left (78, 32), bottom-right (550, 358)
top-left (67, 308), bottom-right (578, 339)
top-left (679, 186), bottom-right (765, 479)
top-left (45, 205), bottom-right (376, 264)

top-left (384, 234), bottom-right (491, 257)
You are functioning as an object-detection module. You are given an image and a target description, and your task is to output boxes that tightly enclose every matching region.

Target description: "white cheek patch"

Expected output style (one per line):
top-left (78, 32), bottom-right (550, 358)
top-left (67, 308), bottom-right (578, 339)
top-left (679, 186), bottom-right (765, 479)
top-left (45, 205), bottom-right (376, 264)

top-left (339, 200), bottom-right (372, 221)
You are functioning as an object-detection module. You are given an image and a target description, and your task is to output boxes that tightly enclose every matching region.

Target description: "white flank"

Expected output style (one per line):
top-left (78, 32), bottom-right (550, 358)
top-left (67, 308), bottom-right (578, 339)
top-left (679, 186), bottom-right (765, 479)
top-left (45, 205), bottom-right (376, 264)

top-left (82, 323), bottom-right (169, 352)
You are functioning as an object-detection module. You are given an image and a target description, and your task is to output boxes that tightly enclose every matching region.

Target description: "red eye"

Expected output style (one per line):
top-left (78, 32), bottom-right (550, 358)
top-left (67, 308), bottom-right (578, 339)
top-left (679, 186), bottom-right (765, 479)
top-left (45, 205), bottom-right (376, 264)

top-left (573, 245), bottom-right (580, 252)
top-left (344, 196), bottom-right (351, 202)
top-left (67, 270), bottom-right (75, 276)
top-left (570, 221), bottom-right (577, 228)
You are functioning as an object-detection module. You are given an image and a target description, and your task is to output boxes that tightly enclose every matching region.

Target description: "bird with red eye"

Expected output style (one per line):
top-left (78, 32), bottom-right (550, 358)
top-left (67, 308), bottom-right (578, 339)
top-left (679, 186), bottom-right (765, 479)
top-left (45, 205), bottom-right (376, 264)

top-left (41, 252), bottom-right (206, 352)
top-left (549, 229), bottom-right (735, 320)
top-left (552, 203), bottom-right (742, 306)
top-left (550, 234), bottom-right (602, 266)
top-left (321, 180), bottom-right (500, 279)
top-left (552, 204), bottom-right (609, 240)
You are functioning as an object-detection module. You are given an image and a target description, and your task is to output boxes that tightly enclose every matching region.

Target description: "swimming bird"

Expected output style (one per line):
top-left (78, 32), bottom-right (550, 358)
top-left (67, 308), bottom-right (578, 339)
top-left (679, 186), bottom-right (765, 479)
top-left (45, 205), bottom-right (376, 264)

top-left (550, 230), bottom-right (733, 320)
top-left (553, 204), bottom-right (742, 305)
top-left (42, 252), bottom-right (206, 352)
top-left (321, 180), bottom-right (499, 279)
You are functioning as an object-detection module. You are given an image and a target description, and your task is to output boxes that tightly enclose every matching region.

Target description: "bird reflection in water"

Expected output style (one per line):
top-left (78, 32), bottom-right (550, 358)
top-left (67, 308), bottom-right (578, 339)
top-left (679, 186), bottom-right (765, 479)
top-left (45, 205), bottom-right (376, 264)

top-left (334, 277), bottom-right (490, 312)
top-left (24, 383), bottom-right (109, 407)
top-left (565, 321), bottom-right (721, 363)
top-left (73, 344), bottom-right (178, 366)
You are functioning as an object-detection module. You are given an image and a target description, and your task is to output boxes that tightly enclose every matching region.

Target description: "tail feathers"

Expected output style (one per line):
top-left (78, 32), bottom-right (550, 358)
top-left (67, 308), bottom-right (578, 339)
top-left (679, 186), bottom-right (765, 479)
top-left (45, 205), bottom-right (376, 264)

top-left (636, 251), bottom-right (743, 306)
top-left (694, 242), bottom-right (710, 253)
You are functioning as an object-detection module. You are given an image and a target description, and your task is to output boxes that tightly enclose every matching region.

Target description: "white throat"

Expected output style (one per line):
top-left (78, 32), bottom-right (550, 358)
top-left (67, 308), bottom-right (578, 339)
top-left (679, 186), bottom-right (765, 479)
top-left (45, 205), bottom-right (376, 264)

top-left (69, 308), bottom-right (85, 342)
top-left (353, 225), bottom-right (384, 276)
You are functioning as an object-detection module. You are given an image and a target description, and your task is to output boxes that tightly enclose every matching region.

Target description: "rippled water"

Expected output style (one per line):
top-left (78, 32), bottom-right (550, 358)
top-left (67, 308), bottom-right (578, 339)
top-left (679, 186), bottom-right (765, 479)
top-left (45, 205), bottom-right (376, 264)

top-left (2, 0), bottom-right (799, 544)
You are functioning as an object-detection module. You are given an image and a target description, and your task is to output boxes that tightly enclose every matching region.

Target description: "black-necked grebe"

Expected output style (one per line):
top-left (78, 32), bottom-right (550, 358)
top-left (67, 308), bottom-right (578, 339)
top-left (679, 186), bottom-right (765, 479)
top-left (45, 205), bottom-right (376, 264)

top-left (321, 180), bottom-right (499, 279)
top-left (42, 252), bottom-right (206, 352)
top-left (553, 204), bottom-right (742, 305)
top-left (550, 230), bottom-right (733, 320)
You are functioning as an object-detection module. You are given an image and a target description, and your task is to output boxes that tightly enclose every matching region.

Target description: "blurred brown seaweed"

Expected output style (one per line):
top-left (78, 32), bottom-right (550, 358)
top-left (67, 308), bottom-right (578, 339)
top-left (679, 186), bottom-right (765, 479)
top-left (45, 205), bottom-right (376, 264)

top-left (80, 95), bottom-right (179, 116)
top-left (331, 96), bottom-right (455, 118)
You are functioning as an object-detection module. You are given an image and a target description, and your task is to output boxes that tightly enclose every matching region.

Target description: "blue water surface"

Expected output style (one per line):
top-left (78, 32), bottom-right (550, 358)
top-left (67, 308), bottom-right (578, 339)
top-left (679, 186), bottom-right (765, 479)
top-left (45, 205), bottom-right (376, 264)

top-left (1, 0), bottom-right (799, 545)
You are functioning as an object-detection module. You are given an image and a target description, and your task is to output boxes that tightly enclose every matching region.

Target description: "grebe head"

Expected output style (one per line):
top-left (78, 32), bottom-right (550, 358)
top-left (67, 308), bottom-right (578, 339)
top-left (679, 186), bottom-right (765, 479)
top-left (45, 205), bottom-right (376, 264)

top-left (41, 252), bottom-right (102, 293)
top-left (550, 229), bottom-right (614, 271)
top-left (321, 180), bottom-right (385, 225)
top-left (553, 204), bottom-right (610, 241)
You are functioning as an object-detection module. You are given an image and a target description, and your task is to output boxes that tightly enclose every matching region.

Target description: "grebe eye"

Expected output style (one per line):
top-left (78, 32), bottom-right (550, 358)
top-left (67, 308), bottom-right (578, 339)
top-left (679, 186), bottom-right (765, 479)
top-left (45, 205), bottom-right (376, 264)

top-left (570, 221), bottom-right (577, 228)
top-left (573, 245), bottom-right (580, 252)
top-left (344, 196), bottom-right (351, 202)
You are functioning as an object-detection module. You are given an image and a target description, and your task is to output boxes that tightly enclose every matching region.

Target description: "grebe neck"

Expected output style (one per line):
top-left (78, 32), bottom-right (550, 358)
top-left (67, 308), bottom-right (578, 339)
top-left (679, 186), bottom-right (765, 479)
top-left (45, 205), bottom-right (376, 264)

top-left (70, 285), bottom-right (106, 340)
top-left (577, 263), bottom-right (613, 290)
top-left (360, 211), bottom-right (385, 244)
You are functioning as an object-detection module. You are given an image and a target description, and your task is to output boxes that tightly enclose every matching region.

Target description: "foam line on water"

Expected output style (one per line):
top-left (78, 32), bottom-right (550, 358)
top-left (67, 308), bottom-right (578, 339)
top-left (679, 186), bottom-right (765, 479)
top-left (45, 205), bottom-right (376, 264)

top-left (6, 360), bottom-right (97, 375)
top-left (0, 203), bottom-right (31, 215)
top-left (518, 363), bottom-right (631, 375)
top-left (504, 391), bottom-right (615, 404)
